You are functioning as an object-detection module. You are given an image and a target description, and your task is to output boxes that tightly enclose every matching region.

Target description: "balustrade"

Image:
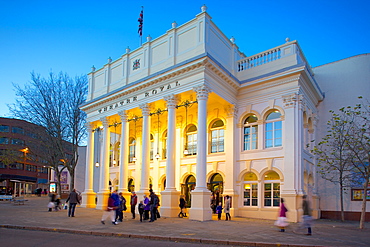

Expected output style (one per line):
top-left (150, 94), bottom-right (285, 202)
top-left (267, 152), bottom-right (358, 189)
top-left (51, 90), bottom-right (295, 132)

top-left (237, 48), bottom-right (281, 71)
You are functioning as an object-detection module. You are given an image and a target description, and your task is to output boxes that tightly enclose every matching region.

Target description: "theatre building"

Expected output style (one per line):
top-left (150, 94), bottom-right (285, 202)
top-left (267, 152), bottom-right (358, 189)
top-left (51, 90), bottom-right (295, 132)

top-left (80, 5), bottom-right (369, 221)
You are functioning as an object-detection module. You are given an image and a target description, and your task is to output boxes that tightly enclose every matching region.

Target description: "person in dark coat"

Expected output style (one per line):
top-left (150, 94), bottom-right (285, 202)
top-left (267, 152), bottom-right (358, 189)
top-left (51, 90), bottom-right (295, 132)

top-left (138, 200), bottom-right (145, 222)
top-left (116, 192), bottom-right (126, 222)
top-left (178, 195), bottom-right (187, 218)
top-left (66, 189), bottom-right (81, 217)
top-left (130, 191), bottom-right (138, 219)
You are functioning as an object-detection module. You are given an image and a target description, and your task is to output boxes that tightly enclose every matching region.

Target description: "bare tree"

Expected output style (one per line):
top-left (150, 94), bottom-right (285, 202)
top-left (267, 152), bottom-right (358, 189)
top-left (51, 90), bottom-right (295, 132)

top-left (311, 110), bottom-right (355, 222)
top-left (9, 71), bottom-right (87, 193)
top-left (341, 97), bottom-right (370, 229)
top-left (313, 97), bottom-right (370, 228)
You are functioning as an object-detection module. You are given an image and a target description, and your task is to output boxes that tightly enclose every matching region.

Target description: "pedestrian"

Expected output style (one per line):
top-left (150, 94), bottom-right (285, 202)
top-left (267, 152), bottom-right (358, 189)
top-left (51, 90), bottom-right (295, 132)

top-left (115, 192), bottom-right (126, 222)
top-left (275, 198), bottom-right (289, 232)
top-left (66, 188), bottom-right (81, 217)
top-left (143, 195), bottom-right (150, 220)
top-left (149, 190), bottom-right (159, 222)
top-left (178, 195), bottom-right (187, 218)
top-left (138, 200), bottom-right (145, 222)
top-left (302, 195), bottom-right (312, 235)
top-left (216, 202), bottom-right (223, 220)
top-left (55, 194), bottom-right (62, 211)
top-left (48, 192), bottom-right (56, 212)
top-left (130, 191), bottom-right (138, 219)
top-left (224, 195), bottom-right (231, 221)
top-left (110, 191), bottom-right (120, 223)
top-left (101, 193), bottom-right (118, 225)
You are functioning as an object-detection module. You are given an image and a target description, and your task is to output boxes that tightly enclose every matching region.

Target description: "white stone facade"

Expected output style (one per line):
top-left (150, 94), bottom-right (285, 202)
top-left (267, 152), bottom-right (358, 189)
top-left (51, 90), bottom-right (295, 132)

top-left (80, 6), bottom-right (369, 221)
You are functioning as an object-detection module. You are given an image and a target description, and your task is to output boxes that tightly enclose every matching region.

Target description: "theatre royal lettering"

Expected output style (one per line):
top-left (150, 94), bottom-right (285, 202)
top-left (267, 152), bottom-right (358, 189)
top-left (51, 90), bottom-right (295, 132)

top-left (97, 81), bottom-right (181, 113)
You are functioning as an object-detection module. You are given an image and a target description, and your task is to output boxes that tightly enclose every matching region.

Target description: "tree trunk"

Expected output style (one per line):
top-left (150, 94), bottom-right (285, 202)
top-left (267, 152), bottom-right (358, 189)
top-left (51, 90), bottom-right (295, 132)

top-left (359, 176), bottom-right (369, 229)
top-left (340, 181), bottom-right (345, 222)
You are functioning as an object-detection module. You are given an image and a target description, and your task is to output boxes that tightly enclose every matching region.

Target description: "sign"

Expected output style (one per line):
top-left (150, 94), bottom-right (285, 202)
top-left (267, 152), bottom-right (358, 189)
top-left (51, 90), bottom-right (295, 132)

top-left (49, 183), bottom-right (56, 193)
top-left (97, 81), bottom-right (181, 114)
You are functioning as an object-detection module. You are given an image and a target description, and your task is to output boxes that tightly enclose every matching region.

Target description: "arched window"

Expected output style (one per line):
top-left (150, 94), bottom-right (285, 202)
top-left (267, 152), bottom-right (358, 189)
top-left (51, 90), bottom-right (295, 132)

top-left (162, 130), bottom-right (167, 159)
top-left (265, 111), bottom-right (282, 148)
top-left (263, 171), bottom-right (280, 207)
top-left (210, 119), bottom-right (224, 153)
top-left (128, 178), bottom-right (135, 192)
top-left (150, 134), bottom-right (154, 161)
top-left (243, 172), bottom-right (258, 206)
top-left (129, 138), bottom-right (136, 163)
top-left (185, 124), bottom-right (197, 156)
top-left (243, 115), bottom-right (258, 150)
top-left (109, 144), bottom-right (113, 167)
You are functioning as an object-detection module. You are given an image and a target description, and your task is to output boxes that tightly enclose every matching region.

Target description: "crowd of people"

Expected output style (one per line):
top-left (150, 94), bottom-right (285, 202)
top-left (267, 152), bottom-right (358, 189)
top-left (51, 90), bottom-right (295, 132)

top-left (101, 189), bottom-right (161, 225)
top-left (46, 188), bottom-right (313, 235)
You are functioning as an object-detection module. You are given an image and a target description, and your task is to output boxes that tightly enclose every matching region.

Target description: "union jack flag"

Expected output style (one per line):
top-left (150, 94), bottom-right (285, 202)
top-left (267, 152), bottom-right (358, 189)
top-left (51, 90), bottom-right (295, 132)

top-left (138, 8), bottom-right (143, 36)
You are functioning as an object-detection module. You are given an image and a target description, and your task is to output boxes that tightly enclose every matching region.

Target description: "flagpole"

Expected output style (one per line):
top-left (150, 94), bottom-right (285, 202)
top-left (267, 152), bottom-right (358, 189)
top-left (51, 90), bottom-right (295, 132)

top-left (138, 6), bottom-right (144, 46)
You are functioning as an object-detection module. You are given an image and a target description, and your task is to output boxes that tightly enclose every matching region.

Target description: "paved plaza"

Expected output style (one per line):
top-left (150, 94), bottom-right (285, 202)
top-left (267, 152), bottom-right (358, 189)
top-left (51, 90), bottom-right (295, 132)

top-left (0, 196), bottom-right (369, 247)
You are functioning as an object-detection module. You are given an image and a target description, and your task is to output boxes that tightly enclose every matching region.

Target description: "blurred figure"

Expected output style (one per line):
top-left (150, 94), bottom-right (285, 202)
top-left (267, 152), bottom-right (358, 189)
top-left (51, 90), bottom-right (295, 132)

top-left (178, 195), bottom-right (187, 218)
top-left (275, 198), bottom-right (289, 232)
top-left (101, 193), bottom-right (118, 225)
top-left (302, 195), bottom-right (312, 235)
top-left (130, 191), bottom-right (138, 219)
top-left (224, 195), bottom-right (231, 221)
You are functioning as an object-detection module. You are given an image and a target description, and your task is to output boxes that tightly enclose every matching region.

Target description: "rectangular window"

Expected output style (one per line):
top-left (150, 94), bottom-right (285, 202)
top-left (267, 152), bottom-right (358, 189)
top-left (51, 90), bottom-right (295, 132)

top-left (211, 129), bottom-right (224, 153)
top-left (9, 163), bottom-right (24, 170)
top-left (26, 164), bottom-right (37, 172)
top-left (187, 133), bottom-right (197, 155)
top-left (264, 182), bottom-right (280, 207)
top-left (244, 126), bottom-right (258, 150)
top-left (11, 138), bottom-right (25, 146)
top-left (12, 127), bottom-right (24, 134)
top-left (0, 125), bottom-right (9, 132)
top-left (244, 183), bottom-right (258, 206)
top-left (0, 137), bottom-right (9, 144)
top-left (265, 121), bottom-right (282, 148)
top-left (0, 162), bottom-right (7, 169)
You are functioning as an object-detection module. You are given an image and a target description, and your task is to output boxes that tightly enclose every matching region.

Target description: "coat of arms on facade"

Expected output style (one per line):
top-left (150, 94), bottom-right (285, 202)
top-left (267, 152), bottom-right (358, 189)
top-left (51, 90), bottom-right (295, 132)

top-left (133, 59), bottom-right (140, 70)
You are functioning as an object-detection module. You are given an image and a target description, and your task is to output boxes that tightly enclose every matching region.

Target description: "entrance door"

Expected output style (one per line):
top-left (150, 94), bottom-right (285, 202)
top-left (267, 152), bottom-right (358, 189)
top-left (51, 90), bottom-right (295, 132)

top-left (181, 175), bottom-right (196, 208)
top-left (208, 173), bottom-right (224, 212)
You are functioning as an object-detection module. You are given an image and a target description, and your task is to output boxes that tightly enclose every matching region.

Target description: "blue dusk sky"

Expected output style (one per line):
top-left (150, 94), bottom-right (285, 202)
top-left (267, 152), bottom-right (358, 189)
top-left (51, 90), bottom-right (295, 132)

top-left (0, 0), bottom-right (369, 117)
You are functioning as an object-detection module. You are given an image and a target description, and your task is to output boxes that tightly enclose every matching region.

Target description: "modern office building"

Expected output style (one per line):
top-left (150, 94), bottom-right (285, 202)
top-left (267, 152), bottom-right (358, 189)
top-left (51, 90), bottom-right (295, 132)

top-left (80, 5), bottom-right (370, 221)
top-left (0, 117), bottom-right (49, 195)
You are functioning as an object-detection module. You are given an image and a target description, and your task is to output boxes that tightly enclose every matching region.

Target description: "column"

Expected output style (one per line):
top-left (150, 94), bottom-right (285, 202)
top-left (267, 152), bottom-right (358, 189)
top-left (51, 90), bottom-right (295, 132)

top-left (161, 94), bottom-right (180, 217)
top-left (223, 104), bottom-right (238, 216)
top-left (189, 85), bottom-right (212, 221)
top-left (118, 110), bottom-right (131, 203)
top-left (282, 93), bottom-right (302, 222)
top-left (137, 103), bottom-right (151, 198)
top-left (96, 117), bottom-right (111, 210)
top-left (81, 122), bottom-right (96, 208)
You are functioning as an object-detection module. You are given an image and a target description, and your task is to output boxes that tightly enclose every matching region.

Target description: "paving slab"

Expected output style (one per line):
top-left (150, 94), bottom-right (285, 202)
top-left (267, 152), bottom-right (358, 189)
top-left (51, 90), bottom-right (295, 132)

top-left (0, 196), bottom-right (369, 246)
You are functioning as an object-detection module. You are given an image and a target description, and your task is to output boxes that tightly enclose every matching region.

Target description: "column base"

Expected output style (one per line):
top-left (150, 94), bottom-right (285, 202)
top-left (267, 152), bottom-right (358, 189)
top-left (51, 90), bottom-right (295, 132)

top-left (80, 190), bottom-right (96, 208)
top-left (160, 190), bottom-right (180, 218)
top-left (96, 191), bottom-right (110, 210)
top-left (189, 188), bottom-right (212, 221)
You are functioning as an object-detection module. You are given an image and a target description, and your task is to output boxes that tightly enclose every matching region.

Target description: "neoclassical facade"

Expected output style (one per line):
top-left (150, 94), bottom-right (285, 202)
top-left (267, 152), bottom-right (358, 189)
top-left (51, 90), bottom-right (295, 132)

top-left (80, 5), bottom-right (324, 221)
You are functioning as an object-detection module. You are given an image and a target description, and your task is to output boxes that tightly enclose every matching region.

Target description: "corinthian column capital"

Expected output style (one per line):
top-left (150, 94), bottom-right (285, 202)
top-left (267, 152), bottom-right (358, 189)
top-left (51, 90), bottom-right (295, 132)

top-left (193, 85), bottom-right (211, 101)
top-left (164, 94), bottom-right (179, 109)
top-left (139, 103), bottom-right (150, 116)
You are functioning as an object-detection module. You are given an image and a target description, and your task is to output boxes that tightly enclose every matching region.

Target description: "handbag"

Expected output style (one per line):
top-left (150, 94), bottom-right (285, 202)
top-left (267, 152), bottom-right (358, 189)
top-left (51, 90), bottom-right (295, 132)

top-left (47, 202), bottom-right (54, 208)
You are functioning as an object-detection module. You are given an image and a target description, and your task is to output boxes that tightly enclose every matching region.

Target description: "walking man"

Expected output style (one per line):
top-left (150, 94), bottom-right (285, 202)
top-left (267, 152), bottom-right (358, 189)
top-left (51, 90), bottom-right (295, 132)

top-left (66, 189), bottom-right (81, 217)
top-left (302, 195), bottom-right (312, 235)
top-left (130, 191), bottom-right (138, 219)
